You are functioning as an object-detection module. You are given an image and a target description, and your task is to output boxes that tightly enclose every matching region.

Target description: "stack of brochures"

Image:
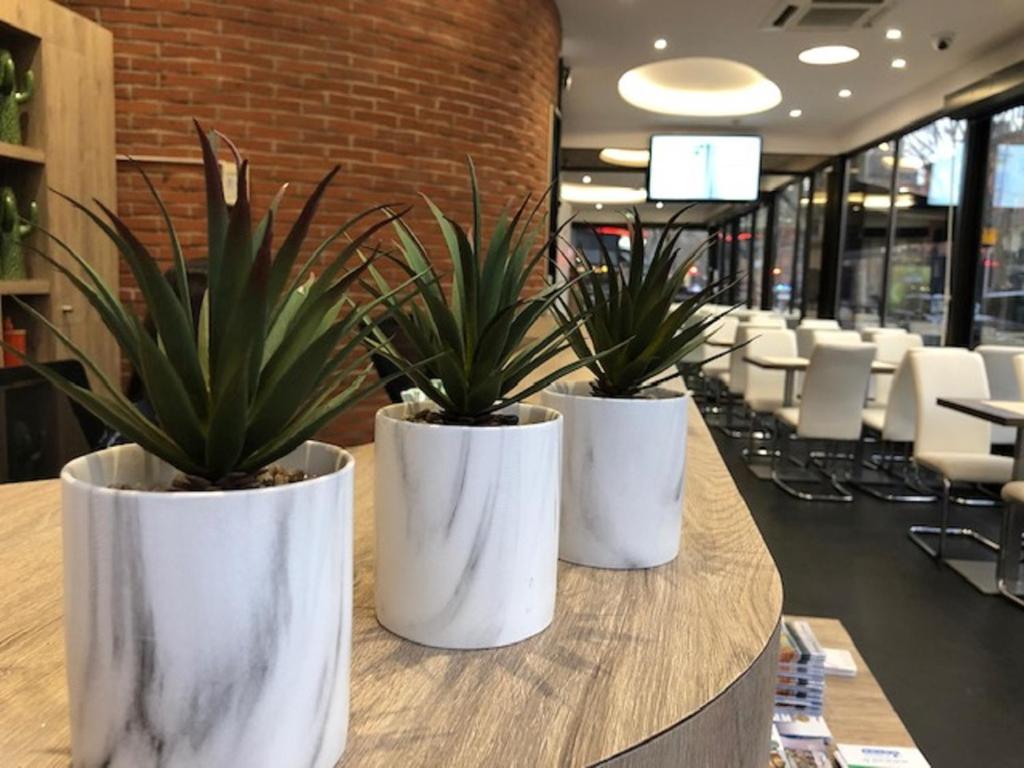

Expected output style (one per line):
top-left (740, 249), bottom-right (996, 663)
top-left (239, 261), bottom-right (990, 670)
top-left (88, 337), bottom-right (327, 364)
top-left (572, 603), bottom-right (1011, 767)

top-left (776, 619), bottom-right (826, 716)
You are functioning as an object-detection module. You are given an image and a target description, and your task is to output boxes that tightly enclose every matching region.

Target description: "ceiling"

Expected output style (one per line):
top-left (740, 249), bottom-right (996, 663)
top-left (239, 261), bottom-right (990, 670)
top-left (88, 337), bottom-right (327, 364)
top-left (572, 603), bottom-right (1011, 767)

top-left (556, 0), bottom-right (1024, 155)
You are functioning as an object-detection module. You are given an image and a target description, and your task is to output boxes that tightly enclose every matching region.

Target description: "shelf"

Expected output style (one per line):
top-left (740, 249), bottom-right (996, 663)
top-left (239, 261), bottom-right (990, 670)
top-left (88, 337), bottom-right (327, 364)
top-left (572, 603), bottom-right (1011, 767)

top-left (0, 279), bottom-right (49, 296)
top-left (0, 142), bottom-right (45, 165)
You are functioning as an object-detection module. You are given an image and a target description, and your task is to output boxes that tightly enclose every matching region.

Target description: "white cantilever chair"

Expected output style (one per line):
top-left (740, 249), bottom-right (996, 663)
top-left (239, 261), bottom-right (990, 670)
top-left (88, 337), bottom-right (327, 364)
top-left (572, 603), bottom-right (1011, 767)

top-left (997, 482), bottom-right (1024, 609)
top-left (854, 350), bottom-right (935, 503)
top-left (907, 349), bottom-right (1012, 560)
top-left (740, 329), bottom-right (798, 469)
top-left (862, 327), bottom-right (907, 343)
top-left (700, 314), bottom-right (739, 406)
top-left (870, 332), bottom-right (924, 407)
top-left (719, 321), bottom-right (786, 437)
top-left (772, 343), bottom-right (876, 502)
top-left (1014, 354), bottom-right (1024, 398)
top-left (976, 345), bottom-right (1023, 446)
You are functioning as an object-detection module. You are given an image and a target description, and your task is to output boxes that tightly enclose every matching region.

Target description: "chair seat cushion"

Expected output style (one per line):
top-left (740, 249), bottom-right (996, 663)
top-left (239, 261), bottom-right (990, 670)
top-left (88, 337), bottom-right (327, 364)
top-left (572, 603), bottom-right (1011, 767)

top-left (1002, 481), bottom-right (1024, 503)
top-left (915, 452), bottom-right (1014, 485)
top-left (774, 406), bottom-right (800, 429)
top-left (862, 407), bottom-right (885, 433)
top-left (746, 396), bottom-right (783, 414)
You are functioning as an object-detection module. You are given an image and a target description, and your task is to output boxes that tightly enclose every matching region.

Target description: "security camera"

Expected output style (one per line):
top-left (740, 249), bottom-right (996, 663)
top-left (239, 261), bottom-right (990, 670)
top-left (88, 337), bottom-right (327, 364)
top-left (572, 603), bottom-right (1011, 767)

top-left (931, 32), bottom-right (954, 51)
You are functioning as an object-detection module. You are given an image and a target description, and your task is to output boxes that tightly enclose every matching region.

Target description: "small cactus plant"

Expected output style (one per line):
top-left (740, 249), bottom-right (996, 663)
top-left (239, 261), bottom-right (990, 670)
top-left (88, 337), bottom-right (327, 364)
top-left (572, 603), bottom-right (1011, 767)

top-left (0, 187), bottom-right (37, 279)
top-left (0, 50), bottom-right (33, 145)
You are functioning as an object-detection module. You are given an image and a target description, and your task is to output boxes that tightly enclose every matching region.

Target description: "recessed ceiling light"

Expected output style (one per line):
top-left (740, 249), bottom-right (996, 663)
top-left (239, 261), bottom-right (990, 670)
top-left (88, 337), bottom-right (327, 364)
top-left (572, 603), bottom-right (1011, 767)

top-left (618, 57), bottom-right (782, 116)
top-left (838, 88), bottom-right (853, 99)
top-left (798, 45), bottom-right (860, 65)
top-left (599, 148), bottom-right (651, 168)
top-left (595, 203), bottom-right (604, 210)
top-left (789, 108), bottom-right (803, 118)
top-left (654, 38), bottom-right (668, 50)
top-left (891, 58), bottom-right (907, 69)
top-left (582, 174), bottom-right (592, 184)
top-left (655, 201), bottom-right (664, 209)
top-left (886, 28), bottom-right (903, 40)
top-left (561, 183), bottom-right (647, 205)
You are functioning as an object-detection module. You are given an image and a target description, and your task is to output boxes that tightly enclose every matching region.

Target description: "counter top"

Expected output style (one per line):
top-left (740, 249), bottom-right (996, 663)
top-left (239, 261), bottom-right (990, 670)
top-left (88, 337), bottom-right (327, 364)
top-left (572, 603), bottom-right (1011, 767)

top-left (0, 403), bottom-right (783, 767)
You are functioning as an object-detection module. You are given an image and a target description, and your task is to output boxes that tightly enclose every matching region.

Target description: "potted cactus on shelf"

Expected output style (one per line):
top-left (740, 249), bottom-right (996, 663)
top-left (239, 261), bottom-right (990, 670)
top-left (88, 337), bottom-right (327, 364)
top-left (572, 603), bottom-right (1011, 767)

top-left (368, 163), bottom-right (600, 649)
top-left (542, 209), bottom-right (732, 569)
top-left (0, 49), bottom-right (33, 145)
top-left (1, 122), bottom-right (415, 768)
top-left (0, 186), bottom-right (37, 279)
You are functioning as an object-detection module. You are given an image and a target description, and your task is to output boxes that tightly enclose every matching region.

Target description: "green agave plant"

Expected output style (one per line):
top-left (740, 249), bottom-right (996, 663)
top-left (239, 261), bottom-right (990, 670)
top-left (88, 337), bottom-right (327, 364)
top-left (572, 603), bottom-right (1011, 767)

top-left (554, 207), bottom-right (736, 399)
top-left (367, 161), bottom-right (603, 425)
top-left (1, 121), bottom-right (418, 487)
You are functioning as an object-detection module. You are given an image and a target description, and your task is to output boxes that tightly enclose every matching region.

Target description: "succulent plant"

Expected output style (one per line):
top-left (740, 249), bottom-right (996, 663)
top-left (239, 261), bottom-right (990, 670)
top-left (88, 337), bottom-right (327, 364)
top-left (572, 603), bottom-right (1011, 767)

top-left (2, 121), bottom-right (417, 487)
top-left (554, 207), bottom-right (735, 399)
top-left (0, 187), bottom-right (37, 279)
top-left (367, 160), bottom-right (603, 425)
top-left (0, 50), bottom-right (33, 145)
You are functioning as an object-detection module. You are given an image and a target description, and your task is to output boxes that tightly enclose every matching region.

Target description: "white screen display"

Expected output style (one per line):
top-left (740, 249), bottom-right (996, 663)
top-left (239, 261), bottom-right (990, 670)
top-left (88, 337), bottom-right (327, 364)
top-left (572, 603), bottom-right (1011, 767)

top-left (648, 134), bottom-right (762, 202)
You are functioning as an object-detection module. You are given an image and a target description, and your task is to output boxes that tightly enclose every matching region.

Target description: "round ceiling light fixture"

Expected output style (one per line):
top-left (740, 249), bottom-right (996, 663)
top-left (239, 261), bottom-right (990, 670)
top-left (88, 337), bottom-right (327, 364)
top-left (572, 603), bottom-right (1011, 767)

top-left (789, 108), bottom-right (803, 118)
top-left (617, 57), bottom-right (782, 116)
top-left (838, 88), bottom-right (853, 99)
top-left (599, 147), bottom-right (651, 168)
top-left (798, 45), bottom-right (860, 65)
top-left (561, 183), bottom-right (647, 205)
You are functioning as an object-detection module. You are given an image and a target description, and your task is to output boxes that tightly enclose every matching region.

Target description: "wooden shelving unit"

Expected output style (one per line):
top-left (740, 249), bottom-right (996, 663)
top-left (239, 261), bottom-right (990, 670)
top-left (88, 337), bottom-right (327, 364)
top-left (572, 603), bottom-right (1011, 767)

top-left (0, 0), bottom-right (116, 381)
top-left (0, 278), bottom-right (48, 295)
top-left (0, 140), bottom-right (44, 164)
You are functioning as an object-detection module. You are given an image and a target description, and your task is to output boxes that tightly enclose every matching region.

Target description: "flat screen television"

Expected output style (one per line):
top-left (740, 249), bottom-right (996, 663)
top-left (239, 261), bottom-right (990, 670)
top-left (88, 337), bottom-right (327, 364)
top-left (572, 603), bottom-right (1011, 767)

top-left (647, 134), bottom-right (762, 202)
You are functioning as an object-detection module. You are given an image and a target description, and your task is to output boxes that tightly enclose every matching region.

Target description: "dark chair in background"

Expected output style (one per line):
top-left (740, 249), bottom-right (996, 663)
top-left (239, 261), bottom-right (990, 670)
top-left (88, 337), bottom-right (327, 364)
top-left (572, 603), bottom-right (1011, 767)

top-left (0, 360), bottom-right (105, 483)
top-left (369, 316), bottom-right (421, 404)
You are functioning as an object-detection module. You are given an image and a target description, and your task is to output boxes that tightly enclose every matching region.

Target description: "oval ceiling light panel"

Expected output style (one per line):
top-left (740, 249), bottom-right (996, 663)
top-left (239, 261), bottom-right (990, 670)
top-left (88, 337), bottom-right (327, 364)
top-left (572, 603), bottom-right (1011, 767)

top-left (599, 147), bottom-right (651, 168)
top-left (617, 57), bottom-right (782, 117)
top-left (798, 45), bottom-right (860, 65)
top-left (561, 183), bottom-right (647, 205)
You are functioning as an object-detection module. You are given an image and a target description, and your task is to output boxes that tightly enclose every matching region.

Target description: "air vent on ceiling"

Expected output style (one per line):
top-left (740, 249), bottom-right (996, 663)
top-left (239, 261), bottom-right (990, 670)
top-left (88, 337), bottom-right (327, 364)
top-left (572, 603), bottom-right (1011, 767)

top-left (763, 0), bottom-right (893, 31)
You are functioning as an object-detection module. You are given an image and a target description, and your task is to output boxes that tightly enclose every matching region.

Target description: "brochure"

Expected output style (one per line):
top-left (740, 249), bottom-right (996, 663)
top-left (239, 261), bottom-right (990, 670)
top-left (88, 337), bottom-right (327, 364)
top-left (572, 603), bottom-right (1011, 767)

top-left (835, 744), bottom-right (930, 768)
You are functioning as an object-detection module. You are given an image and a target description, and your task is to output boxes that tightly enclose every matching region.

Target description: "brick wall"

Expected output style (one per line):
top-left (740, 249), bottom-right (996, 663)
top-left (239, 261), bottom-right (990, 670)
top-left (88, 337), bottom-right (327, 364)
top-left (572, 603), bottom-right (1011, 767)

top-left (58, 0), bottom-right (561, 447)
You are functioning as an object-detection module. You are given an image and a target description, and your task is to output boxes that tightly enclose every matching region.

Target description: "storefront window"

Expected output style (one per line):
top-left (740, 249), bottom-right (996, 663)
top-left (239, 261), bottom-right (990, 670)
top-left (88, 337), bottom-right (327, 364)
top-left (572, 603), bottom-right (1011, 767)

top-left (737, 212), bottom-right (754, 307)
top-left (752, 205), bottom-right (767, 309)
top-left (885, 118), bottom-right (964, 344)
top-left (975, 105), bottom-right (1024, 344)
top-left (804, 167), bottom-right (830, 317)
top-left (838, 144), bottom-right (894, 329)
top-left (772, 181), bottom-right (801, 313)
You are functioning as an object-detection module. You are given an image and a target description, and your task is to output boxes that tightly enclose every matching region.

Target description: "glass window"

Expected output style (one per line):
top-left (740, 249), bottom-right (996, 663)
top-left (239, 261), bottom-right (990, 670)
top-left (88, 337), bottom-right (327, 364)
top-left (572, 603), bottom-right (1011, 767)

top-left (752, 205), bottom-right (768, 309)
top-left (772, 181), bottom-right (801, 314)
top-left (737, 212), bottom-right (754, 307)
top-left (838, 144), bottom-right (894, 329)
top-left (975, 105), bottom-right (1024, 345)
top-left (804, 167), bottom-right (830, 317)
top-left (885, 118), bottom-right (964, 344)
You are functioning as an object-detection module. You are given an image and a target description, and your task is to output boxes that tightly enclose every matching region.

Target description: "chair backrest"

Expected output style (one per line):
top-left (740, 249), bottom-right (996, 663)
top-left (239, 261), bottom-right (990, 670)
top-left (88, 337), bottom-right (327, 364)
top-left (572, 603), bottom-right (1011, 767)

top-left (798, 318), bottom-right (840, 330)
top-left (797, 343), bottom-right (876, 439)
top-left (742, 329), bottom-right (797, 408)
top-left (909, 349), bottom-right (992, 456)
top-left (871, 333), bottom-right (925, 406)
top-left (728, 322), bottom-right (782, 393)
top-left (746, 312), bottom-right (786, 328)
top-left (975, 345), bottom-right (1023, 400)
top-left (862, 327), bottom-right (908, 342)
top-left (707, 314), bottom-right (739, 345)
top-left (1015, 354), bottom-right (1024, 399)
top-left (878, 354), bottom-right (919, 442)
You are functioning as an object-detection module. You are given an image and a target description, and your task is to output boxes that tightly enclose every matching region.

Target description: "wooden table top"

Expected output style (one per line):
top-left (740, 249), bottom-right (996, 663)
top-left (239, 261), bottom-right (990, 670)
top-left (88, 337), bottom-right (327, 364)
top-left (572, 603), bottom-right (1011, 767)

top-left (0, 403), bottom-right (782, 767)
top-left (745, 354), bottom-right (897, 374)
top-left (937, 397), bottom-right (1024, 427)
top-left (794, 616), bottom-right (916, 749)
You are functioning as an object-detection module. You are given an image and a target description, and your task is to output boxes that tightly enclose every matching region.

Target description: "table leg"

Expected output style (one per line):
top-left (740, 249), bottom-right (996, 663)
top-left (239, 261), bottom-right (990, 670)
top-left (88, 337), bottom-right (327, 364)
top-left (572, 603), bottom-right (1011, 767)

top-left (783, 370), bottom-right (795, 408)
top-left (997, 429), bottom-right (1024, 598)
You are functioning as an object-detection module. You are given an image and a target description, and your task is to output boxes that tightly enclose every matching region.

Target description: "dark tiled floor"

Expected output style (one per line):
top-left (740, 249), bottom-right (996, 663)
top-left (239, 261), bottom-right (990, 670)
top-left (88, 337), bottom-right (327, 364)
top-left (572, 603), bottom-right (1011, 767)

top-left (709, 428), bottom-right (1024, 768)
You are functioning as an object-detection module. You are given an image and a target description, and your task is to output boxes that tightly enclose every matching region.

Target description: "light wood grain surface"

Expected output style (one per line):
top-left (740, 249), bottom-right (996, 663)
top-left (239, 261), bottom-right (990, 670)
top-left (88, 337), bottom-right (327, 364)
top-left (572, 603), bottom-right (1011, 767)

top-left (0, 404), bottom-right (782, 767)
top-left (794, 616), bottom-right (917, 749)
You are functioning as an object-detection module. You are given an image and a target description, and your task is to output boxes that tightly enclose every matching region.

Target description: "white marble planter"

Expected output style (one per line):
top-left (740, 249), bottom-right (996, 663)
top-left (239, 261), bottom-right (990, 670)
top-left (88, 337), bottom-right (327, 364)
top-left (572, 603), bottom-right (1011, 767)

top-left (374, 402), bottom-right (561, 649)
top-left (542, 381), bottom-right (689, 569)
top-left (61, 441), bottom-right (353, 768)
